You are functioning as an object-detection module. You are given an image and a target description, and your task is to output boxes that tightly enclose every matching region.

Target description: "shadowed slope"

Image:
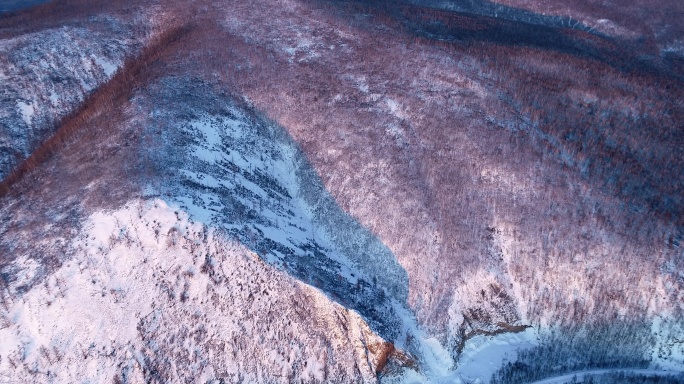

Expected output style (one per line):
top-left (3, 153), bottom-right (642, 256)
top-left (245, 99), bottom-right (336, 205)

top-left (134, 76), bottom-right (410, 342)
top-left (0, 13), bottom-right (420, 381)
top-left (189, 0), bottom-right (683, 364)
top-left (0, 0), bottom-right (49, 13)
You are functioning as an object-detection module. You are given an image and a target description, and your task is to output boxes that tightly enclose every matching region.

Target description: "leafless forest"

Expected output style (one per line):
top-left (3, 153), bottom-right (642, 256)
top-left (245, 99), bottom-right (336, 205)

top-left (0, 0), bottom-right (682, 382)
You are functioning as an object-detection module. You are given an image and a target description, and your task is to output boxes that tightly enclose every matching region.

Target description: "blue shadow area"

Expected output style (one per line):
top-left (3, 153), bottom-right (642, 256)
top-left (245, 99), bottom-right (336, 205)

top-left (139, 77), bottom-right (411, 342)
top-left (0, 0), bottom-right (49, 13)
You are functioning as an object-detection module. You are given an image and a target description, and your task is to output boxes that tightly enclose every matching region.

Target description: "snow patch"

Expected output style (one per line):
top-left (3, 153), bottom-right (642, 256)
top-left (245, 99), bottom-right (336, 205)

top-left (662, 40), bottom-right (684, 56)
top-left (17, 101), bottom-right (35, 126)
top-left (651, 315), bottom-right (684, 371)
top-left (49, 91), bottom-right (60, 105)
top-left (93, 55), bottom-right (118, 77)
top-left (454, 327), bottom-right (539, 383)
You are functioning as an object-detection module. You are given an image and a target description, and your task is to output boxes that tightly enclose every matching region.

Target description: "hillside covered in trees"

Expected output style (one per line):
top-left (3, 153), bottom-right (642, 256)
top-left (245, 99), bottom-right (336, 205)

top-left (0, 0), bottom-right (682, 382)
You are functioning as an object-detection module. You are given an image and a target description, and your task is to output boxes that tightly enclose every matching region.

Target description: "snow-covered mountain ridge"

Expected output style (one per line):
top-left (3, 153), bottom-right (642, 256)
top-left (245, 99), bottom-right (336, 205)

top-left (1, 0), bottom-right (683, 382)
top-left (0, 13), bottom-right (145, 179)
top-left (1, 200), bottom-right (393, 382)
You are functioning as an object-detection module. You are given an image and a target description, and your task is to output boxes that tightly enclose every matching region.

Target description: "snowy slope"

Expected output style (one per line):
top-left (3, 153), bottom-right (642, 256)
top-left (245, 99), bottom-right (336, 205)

top-left (0, 200), bottom-right (392, 383)
top-left (0, 0), bottom-right (682, 382)
top-left (137, 78), bottom-right (410, 341)
top-left (0, 76), bottom-right (432, 382)
top-left (1, 44), bottom-right (682, 384)
top-left (136, 78), bottom-right (478, 381)
top-left (0, 75), bottom-right (546, 382)
top-left (0, 16), bottom-right (142, 179)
